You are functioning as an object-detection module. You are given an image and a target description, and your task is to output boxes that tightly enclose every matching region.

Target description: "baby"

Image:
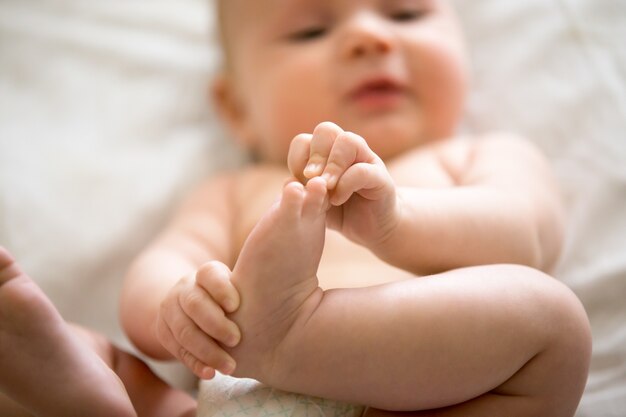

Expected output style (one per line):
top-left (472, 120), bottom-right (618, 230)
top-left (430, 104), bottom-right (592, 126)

top-left (122, 0), bottom-right (591, 414)
top-left (0, 1), bottom-right (591, 416)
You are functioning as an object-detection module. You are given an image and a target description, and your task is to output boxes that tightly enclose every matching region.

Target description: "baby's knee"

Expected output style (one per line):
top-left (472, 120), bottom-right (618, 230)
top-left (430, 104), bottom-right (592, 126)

top-left (508, 265), bottom-right (591, 415)
top-left (543, 272), bottom-right (592, 388)
top-left (529, 267), bottom-right (590, 353)
top-left (509, 265), bottom-right (590, 353)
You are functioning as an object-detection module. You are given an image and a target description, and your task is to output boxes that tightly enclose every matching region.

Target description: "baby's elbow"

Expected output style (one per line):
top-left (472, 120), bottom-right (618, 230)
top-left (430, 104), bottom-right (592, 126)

top-left (533, 200), bottom-right (566, 272)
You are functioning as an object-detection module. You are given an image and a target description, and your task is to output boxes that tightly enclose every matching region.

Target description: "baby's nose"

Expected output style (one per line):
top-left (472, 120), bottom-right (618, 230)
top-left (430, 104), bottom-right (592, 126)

top-left (338, 13), bottom-right (395, 60)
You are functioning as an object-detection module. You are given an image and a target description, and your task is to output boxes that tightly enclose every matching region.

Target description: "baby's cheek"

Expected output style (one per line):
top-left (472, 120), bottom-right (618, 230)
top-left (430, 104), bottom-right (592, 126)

top-left (417, 53), bottom-right (466, 137)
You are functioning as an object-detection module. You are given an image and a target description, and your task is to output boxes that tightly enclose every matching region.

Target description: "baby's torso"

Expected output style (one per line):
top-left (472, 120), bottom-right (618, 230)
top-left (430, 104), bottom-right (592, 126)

top-left (229, 138), bottom-right (470, 289)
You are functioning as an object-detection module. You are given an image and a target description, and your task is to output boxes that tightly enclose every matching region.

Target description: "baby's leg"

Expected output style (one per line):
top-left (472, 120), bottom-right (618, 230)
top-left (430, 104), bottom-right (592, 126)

top-left (226, 182), bottom-right (591, 416)
top-left (0, 247), bottom-right (135, 417)
top-left (0, 247), bottom-right (195, 417)
top-left (292, 265), bottom-right (591, 416)
top-left (71, 326), bottom-right (197, 417)
top-left (228, 177), bottom-right (328, 377)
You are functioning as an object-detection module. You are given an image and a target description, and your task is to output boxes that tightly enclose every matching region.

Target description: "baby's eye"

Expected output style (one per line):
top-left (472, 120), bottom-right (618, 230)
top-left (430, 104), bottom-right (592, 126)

top-left (389, 9), bottom-right (427, 22)
top-left (289, 26), bottom-right (328, 42)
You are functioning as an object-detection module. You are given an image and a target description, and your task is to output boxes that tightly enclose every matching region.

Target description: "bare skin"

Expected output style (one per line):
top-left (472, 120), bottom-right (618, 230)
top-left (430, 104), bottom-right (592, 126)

top-left (228, 177), bottom-right (330, 378)
top-left (0, 247), bottom-right (196, 417)
top-left (224, 179), bottom-right (591, 416)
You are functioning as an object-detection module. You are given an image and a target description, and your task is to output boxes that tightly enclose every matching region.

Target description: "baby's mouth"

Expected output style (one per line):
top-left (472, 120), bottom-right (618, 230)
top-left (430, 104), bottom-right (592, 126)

top-left (348, 77), bottom-right (407, 111)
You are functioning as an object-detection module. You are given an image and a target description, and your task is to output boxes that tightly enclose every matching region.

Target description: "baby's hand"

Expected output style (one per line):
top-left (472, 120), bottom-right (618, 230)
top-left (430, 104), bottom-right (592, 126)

top-left (288, 121), bottom-right (399, 249)
top-left (156, 261), bottom-right (241, 380)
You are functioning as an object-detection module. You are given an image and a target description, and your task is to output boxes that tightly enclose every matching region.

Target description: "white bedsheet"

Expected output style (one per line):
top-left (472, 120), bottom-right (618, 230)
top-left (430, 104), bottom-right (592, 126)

top-left (0, 0), bottom-right (624, 415)
top-left (452, 1), bottom-right (626, 415)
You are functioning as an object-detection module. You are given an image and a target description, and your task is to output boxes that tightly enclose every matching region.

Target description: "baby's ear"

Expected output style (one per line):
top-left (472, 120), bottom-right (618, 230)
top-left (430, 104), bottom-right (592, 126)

top-left (211, 74), bottom-right (256, 148)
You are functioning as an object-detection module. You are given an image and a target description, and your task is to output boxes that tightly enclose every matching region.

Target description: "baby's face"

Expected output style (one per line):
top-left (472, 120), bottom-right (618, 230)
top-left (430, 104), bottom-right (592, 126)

top-left (215, 0), bottom-right (468, 163)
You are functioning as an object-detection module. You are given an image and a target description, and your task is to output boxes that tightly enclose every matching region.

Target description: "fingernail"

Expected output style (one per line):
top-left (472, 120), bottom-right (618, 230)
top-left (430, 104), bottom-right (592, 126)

top-left (322, 172), bottom-right (336, 189)
top-left (304, 162), bottom-right (321, 177)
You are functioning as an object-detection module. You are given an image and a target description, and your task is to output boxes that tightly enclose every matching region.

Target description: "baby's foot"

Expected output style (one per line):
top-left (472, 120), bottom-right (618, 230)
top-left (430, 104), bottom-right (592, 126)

top-left (0, 247), bottom-right (136, 417)
top-left (228, 177), bottom-right (329, 380)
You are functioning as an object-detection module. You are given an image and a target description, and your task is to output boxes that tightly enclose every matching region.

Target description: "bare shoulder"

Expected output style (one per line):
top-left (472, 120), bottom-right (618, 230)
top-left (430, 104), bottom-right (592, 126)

top-left (231, 164), bottom-right (291, 204)
top-left (467, 132), bottom-right (548, 161)
top-left (152, 165), bottom-right (289, 267)
top-left (181, 164), bottom-right (286, 210)
top-left (433, 132), bottom-right (554, 186)
top-left (389, 133), bottom-right (553, 187)
top-left (178, 170), bottom-right (239, 215)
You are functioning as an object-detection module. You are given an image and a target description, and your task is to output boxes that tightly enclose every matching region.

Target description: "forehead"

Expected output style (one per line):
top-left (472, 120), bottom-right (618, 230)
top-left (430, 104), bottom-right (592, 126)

top-left (225, 0), bottom-right (442, 19)
top-left (217, 0), bottom-right (452, 60)
top-left (217, 0), bottom-right (313, 50)
top-left (218, 0), bottom-right (277, 24)
top-left (217, 0), bottom-right (272, 41)
top-left (219, 0), bottom-right (444, 33)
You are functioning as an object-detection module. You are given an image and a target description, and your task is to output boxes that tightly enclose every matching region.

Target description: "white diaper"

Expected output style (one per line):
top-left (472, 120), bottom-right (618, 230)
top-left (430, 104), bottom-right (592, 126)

top-left (198, 374), bottom-right (365, 417)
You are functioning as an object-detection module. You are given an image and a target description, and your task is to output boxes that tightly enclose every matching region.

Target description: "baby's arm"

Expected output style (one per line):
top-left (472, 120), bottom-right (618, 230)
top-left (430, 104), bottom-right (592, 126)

top-left (120, 174), bottom-right (241, 378)
top-left (289, 122), bottom-right (398, 250)
top-left (375, 135), bottom-right (564, 275)
top-left (223, 179), bottom-right (589, 414)
top-left (290, 123), bottom-right (564, 275)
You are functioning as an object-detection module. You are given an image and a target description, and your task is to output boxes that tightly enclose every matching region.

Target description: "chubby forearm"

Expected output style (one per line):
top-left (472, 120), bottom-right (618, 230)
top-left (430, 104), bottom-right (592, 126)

top-left (371, 185), bottom-right (564, 276)
top-left (121, 175), bottom-right (237, 359)
top-left (370, 136), bottom-right (565, 275)
top-left (120, 244), bottom-right (199, 359)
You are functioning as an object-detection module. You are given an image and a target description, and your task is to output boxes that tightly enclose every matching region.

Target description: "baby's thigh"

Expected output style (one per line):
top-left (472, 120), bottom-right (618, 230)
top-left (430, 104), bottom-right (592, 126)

top-left (411, 264), bottom-right (591, 416)
top-left (364, 392), bottom-right (563, 417)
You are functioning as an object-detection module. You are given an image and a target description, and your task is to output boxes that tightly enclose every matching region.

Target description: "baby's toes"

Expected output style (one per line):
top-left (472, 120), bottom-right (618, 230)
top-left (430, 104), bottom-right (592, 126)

top-left (0, 247), bottom-right (23, 285)
top-left (280, 181), bottom-right (306, 219)
top-left (302, 177), bottom-right (329, 219)
top-left (0, 247), bottom-right (15, 268)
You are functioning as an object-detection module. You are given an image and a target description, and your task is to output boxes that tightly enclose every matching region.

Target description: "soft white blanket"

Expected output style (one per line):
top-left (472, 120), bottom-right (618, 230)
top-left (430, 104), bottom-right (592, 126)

top-left (0, 0), bottom-right (624, 415)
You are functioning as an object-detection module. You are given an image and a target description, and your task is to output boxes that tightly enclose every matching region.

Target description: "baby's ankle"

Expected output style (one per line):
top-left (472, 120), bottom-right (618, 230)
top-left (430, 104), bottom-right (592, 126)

top-left (228, 285), bottom-right (324, 384)
top-left (253, 287), bottom-right (325, 386)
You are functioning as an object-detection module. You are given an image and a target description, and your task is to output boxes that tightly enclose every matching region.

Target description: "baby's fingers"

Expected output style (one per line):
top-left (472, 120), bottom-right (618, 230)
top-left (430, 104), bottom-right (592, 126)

top-left (331, 162), bottom-right (391, 206)
top-left (196, 261), bottom-right (240, 313)
top-left (304, 122), bottom-right (343, 179)
top-left (288, 133), bottom-right (312, 184)
top-left (179, 285), bottom-right (241, 348)
top-left (156, 318), bottom-right (215, 379)
top-left (322, 132), bottom-right (376, 190)
top-left (156, 313), bottom-right (235, 379)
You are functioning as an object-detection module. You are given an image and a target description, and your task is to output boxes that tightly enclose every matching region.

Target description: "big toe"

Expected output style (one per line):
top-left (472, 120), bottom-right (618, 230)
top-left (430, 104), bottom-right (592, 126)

top-left (280, 181), bottom-right (306, 218)
top-left (0, 247), bottom-right (22, 285)
top-left (303, 177), bottom-right (329, 219)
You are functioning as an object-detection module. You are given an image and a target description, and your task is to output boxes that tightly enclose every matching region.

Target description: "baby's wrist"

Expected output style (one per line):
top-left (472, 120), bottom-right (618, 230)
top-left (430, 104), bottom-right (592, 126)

top-left (366, 194), bottom-right (405, 258)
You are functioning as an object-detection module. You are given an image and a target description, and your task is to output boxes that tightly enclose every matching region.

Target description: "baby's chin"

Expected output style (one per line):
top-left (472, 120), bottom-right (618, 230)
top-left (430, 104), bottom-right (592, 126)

top-left (343, 118), bottom-right (431, 159)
